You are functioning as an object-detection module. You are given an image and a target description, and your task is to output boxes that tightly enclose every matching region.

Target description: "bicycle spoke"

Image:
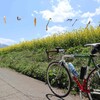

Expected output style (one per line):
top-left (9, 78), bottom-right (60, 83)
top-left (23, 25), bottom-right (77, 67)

top-left (87, 68), bottom-right (100, 100)
top-left (47, 62), bottom-right (71, 97)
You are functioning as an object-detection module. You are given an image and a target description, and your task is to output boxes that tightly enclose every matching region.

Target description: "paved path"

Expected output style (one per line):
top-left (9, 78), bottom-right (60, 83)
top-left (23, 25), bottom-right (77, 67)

top-left (0, 68), bottom-right (80, 100)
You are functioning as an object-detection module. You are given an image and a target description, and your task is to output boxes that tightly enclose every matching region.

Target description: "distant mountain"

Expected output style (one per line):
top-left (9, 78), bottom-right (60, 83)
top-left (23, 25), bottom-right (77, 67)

top-left (0, 44), bottom-right (8, 48)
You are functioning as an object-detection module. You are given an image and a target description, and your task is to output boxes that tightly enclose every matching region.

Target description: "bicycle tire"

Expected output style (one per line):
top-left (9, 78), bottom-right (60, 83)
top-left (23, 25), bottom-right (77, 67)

top-left (87, 68), bottom-right (100, 100)
top-left (46, 61), bottom-right (71, 97)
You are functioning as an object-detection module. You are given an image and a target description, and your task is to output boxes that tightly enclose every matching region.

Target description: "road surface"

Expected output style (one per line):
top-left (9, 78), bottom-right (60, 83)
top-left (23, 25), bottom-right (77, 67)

top-left (0, 68), bottom-right (80, 100)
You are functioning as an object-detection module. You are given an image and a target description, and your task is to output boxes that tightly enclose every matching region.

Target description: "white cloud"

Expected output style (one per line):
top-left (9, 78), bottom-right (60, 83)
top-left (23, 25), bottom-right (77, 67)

top-left (81, 16), bottom-right (97, 26)
top-left (31, 10), bottom-right (38, 17)
top-left (94, 0), bottom-right (100, 3)
top-left (31, 14), bottom-right (34, 17)
top-left (20, 38), bottom-right (26, 42)
top-left (81, 17), bottom-right (93, 24)
top-left (40, 0), bottom-right (80, 22)
top-left (81, 12), bottom-right (95, 18)
top-left (0, 38), bottom-right (16, 45)
top-left (81, 7), bottom-right (100, 25)
top-left (33, 10), bottom-right (38, 14)
top-left (82, 7), bottom-right (100, 18)
top-left (98, 0), bottom-right (100, 2)
top-left (47, 26), bottom-right (68, 35)
top-left (50, 0), bottom-right (54, 3)
top-left (77, 4), bottom-right (81, 8)
top-left (95, 7), bottom-right (100, 15)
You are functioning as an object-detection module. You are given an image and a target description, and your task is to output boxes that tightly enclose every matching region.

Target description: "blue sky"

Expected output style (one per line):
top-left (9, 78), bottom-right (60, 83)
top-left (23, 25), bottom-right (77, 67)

top-left (0, 0), bottom-right (100, 45)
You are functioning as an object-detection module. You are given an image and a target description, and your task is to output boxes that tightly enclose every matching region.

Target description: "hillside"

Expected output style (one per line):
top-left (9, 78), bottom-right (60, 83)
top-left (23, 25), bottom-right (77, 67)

top-left (0, 44), bottom-right (8, 48)
top-left (0, 26), bottom-right (100, 82)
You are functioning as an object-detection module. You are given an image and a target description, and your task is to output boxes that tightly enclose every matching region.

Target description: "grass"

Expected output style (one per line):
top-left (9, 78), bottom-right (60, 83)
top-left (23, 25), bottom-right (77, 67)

top-left (0, 26), bottom-right (100, 53)
top-left (0, 26), bottom-right (100, 82)
top-left (0, 26), bottom-right (100, 95)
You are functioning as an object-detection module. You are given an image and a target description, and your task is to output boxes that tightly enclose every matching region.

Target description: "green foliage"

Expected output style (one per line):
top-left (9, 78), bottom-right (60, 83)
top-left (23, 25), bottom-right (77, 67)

top-left (0, 26), bottom-right (100, 83)
top-left (0, 50), bottom-right (48, 81)
top-left (0, 26), bottom-right (100, 53)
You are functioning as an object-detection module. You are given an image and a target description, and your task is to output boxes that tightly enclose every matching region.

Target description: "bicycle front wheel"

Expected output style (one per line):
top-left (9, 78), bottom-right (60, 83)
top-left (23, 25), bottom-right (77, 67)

top-left (87, 68), bottom-right (100, 100)
top-left (46, 61), bottom-right (71, 97)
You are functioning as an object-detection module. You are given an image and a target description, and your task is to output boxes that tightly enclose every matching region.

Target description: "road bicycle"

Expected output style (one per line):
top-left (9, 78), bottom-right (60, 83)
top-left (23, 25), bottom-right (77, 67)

top-left (46, 43), bottom-right (100, 100)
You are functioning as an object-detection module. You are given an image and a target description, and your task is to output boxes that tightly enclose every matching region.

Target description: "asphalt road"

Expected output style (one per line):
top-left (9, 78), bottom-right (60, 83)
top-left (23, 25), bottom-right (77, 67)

top-left (0, 68), bottom-right (80, 100)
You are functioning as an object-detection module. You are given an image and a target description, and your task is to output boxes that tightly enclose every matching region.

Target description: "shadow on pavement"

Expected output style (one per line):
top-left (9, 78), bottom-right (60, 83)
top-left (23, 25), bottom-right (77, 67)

top-left (46, 94), bottom-right (65, 100)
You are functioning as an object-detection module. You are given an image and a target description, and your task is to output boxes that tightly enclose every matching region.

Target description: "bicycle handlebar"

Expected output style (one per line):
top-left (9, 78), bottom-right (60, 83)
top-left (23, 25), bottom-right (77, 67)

top-left (45, 47), bottom-right (65, 60)
top-left (46, 47), bottom-right (65, 53)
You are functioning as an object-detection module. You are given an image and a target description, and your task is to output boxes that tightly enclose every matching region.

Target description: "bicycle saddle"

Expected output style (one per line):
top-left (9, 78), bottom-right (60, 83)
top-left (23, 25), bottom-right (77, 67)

top-left (85, 43), bottom-right (100, 54)
top-left (84, 43), bottom-right (100, 47)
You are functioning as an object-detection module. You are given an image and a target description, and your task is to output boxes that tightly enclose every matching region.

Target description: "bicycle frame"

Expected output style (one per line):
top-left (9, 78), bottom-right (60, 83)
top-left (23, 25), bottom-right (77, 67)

top-left (62, 54), bottom-right (98, 93)
top-left (46, 44), bottom-right (100, 100)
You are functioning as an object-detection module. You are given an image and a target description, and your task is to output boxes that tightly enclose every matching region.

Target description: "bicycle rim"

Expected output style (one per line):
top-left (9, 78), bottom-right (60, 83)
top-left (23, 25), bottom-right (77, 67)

top-left (46, 61), bottom-right (71, 97)
top-left (87, 68), bottom-right (100, 100)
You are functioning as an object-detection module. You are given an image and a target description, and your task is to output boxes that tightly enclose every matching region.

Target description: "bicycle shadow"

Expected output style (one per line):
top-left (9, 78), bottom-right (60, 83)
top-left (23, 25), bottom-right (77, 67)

top-left (46, 94), bottom-right (65, 100)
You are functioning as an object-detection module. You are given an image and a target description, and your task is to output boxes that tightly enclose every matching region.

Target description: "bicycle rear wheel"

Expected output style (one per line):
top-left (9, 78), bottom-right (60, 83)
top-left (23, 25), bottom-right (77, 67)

top-left (46, 61), bottom-right (71, 97)
top-left (87, 68), bottom-right (100, 100)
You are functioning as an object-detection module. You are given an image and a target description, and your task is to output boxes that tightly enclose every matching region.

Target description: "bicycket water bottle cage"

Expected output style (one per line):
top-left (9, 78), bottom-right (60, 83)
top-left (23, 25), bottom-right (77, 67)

top-left (91, 44), bottom-right (100, 54)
